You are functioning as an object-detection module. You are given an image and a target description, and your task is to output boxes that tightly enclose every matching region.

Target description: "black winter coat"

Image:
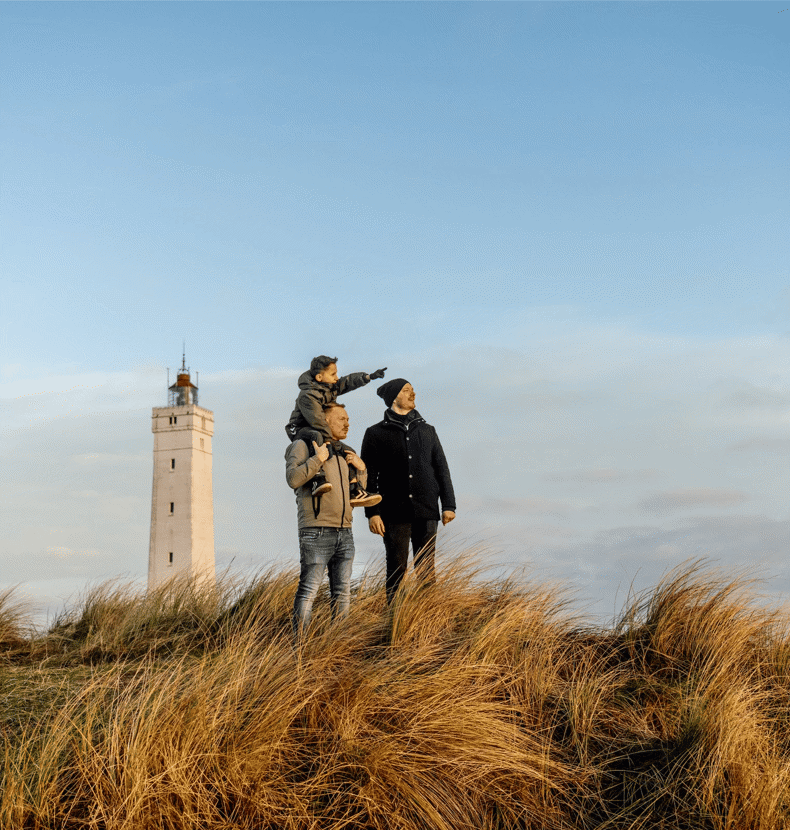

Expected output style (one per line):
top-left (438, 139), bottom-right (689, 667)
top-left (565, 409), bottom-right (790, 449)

top-left (360, 409), bottom-right (456, 522)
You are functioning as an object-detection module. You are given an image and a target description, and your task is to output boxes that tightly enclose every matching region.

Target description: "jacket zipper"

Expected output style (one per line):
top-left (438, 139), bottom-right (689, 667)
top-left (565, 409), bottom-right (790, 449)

top-left (335, 453), bottom-right (347, 525)
top-left (385, 415), bottom-right (423, 432)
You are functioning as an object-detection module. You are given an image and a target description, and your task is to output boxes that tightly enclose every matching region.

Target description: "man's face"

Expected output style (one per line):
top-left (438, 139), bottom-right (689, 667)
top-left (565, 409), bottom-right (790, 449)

top-left (393, 383), bottom-right (416, 411)
top-left (325, 406), bottom-right (349, 441)
top-left (315, 363), bottom-right (339, 385)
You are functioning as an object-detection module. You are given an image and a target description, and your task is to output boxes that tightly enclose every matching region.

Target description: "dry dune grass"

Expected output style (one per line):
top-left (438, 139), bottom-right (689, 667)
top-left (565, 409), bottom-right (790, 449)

top-left (0, 556), bottom-right (788, 829)
top-left (0, 587), bottom-right (32, 650)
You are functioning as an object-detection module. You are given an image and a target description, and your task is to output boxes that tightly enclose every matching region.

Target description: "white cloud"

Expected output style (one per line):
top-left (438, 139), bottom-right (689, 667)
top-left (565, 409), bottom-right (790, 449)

top-left (45, 546), bottom-right (99, 559)
top-left (718, 382), bottom-right (790, 412)
top-left (729, 438), bottom-right (790, 454)
top-left (1, 368), bottom-right (162, 433)
top-left (543, 468), bottom-right (660, 484)
top-left (547, 515), bottom-right (790, 620)
top-left (72, 453), bottom-right (147, 465)
top-left (654, 543), bottom-right (682, 557)
top-left (462, 494), bottom-right (576, 516)
top-left (3, 326), bottom-right (790, 623)
top-left (201, 366), bottom-right (299, 383)
top-left (1, 363), bottom-right (24, 381)
top-left (638, 488), bottom-right (749, 514)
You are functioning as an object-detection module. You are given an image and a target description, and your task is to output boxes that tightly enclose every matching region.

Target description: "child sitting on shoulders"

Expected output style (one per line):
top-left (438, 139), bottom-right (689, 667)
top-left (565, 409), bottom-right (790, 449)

top-left (286, 355), bottom-right (385, 508)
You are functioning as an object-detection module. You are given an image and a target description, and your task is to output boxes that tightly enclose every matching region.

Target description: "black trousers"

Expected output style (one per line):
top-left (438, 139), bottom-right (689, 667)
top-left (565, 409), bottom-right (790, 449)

top-left (383, 519), bottom-right (439, 603)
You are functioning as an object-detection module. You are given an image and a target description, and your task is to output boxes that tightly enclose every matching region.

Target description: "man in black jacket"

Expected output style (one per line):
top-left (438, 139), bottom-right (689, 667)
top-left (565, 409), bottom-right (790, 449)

top-left (361, 378), bottom-right (456, 603)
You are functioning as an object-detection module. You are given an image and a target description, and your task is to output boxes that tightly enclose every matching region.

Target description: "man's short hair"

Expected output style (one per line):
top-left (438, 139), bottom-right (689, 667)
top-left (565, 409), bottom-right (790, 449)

top-left (323, 402), bottom-right (346, 414)
top-left (310, 355), bottom-right (338, 378)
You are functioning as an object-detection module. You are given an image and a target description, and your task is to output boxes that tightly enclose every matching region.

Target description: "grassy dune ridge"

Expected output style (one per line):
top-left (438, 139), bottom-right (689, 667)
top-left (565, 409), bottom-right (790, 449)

top-left (0, 556), bottom-right (788, 829)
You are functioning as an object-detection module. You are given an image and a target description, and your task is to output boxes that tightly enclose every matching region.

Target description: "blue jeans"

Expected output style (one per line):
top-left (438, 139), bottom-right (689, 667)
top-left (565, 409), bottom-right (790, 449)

top-left (292, 527), bottom-right (355, 638)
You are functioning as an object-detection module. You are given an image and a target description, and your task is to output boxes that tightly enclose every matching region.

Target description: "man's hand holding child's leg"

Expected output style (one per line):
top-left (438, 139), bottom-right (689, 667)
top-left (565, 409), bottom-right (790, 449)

top-left (312, 441), bottom-right (330, 463)
top-left (344, 449), bottom-right (382, 509)
top-left (310, 441), bottom-right (332, 496)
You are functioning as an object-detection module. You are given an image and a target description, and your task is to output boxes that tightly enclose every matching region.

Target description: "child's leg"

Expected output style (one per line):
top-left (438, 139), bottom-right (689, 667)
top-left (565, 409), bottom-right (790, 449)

top-left (294, 428), bottom-right (332, 494)
top-left (295, 428), bottom-right (328, 453)
top-left (336, 442), bottom-right (382, 507)
top-left (335, 441), bottom-right (355, 469)
top-left (333, 441), bottom-right (360, 487)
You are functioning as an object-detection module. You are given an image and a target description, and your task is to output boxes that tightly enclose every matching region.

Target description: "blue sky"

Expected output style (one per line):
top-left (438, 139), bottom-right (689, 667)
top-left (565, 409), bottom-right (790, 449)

top-left (2, 2), bottom-right (789, 623)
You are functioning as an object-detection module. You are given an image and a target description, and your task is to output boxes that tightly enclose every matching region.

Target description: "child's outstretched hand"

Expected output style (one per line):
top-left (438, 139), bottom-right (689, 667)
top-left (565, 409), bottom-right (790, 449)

top-left (369, 367), bottom-right (387, 380)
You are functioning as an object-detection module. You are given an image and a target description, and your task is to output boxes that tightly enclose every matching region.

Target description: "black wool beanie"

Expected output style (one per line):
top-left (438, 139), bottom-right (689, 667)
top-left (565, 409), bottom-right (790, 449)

top-left (376, 378), bottom-right (409, 408)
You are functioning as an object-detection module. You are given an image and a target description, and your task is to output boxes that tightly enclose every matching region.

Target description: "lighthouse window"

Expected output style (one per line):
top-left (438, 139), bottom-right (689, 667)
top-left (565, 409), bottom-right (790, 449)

top-left (200, 438), bottom-right (204, 449)
top-left (202, 417), bottom-right (206, 429)
top-left (168, 552), bottom-right (173, 564)
top-left (170, 502), bottom-right (174, 514)
top-left (171, 458), bottom-right (175, 469)
top-left (173, 416), bottom-right (177, 424)
top-left (169, 416), bottom-right (172, 424)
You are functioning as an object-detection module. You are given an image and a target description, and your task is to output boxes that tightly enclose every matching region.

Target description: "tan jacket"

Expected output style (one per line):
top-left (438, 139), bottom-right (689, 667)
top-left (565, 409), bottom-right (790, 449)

top-left (285, 440), bottom-right (368, 529)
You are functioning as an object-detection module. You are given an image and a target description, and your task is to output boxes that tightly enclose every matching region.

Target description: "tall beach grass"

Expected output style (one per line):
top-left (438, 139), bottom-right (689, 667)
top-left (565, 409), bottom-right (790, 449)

top-left (0, 555), bottom-right (788, 829)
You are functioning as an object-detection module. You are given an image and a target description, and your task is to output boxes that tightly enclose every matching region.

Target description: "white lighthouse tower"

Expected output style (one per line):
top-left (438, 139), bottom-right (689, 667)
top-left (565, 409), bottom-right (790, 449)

top-left (148, 353), bottom-right (215, 590)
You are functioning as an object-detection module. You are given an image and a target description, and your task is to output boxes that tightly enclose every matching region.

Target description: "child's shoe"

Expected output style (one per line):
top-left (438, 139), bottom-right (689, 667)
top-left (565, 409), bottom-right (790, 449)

top-left (349, 481), bottom-right (382, 508)
top-left (311, 473), bottom-right (332, 497)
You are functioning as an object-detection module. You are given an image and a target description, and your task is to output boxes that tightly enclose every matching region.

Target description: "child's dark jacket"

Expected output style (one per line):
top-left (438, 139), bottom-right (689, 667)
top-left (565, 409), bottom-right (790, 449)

top-left (286, 370), bottom-right (371, 441)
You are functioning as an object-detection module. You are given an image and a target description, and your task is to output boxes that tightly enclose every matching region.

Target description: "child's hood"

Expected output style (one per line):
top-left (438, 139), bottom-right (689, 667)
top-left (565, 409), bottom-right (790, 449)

top-left (297, 370), bottom-right (333, 391)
